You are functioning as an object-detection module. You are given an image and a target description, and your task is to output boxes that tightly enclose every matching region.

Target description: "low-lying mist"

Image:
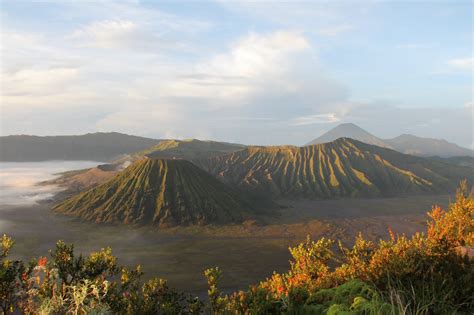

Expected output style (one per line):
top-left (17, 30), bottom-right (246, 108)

top-left (0, 161), bottom-right (100, 206)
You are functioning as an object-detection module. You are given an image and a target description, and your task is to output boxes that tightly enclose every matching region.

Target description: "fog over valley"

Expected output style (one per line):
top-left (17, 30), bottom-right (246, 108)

top-left (0, 161), bottom-right (101, 206)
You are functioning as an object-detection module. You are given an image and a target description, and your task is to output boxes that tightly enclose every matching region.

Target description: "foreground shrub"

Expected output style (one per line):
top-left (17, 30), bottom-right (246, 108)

top-left (1, 182), bottom-right (473, 314)
top-left (259, 181), bottom-right (474, 314)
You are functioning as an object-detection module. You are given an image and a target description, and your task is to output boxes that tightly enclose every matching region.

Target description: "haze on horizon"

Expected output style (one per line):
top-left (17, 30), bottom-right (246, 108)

top-left (0, 1), bottom-right (472, 148)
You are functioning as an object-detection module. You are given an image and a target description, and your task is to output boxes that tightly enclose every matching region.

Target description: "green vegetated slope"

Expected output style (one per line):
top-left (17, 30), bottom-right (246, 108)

top-left (137, 139), bottom-right (246, 160)
top-left (53, 158), bottom-right (249, 227)
top-left (135, 139), bottom-right (245, 160)
top-left (429, 155), bottom-right (474, 168)
top-left (197, 138), bottom-right (474, 198)
top-left (49, 139), bottom-right (246, 192)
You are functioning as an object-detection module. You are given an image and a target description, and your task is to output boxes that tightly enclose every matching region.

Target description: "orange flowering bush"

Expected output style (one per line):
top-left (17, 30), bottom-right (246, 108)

top-left (1, 182), bottom-right (472, 314)
top-left (427, 180), bottom-right (474, 247)
top-left (257, 181), bottom-right (474, 313)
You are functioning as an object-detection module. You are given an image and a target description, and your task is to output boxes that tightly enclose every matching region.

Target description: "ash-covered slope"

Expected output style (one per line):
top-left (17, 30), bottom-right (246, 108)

top-left (198, 138), bottom-right (473, 198)
top-left (53, 158), bottom-right (249, 227)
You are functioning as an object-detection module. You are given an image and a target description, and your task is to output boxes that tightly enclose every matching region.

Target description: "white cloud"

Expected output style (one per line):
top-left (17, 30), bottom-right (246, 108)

top-left (69, 18), bottom-right (192, 52)
top-left (2, 67), bottom-right (78, 96)
top-left (447, 58), bottom-right (473, 71)
top-left (0, 23), bottom-right (349, 141)
top-left (71, 19), bottom-right (139, 49)
top-left (289, 113), bottom-right (341, 126)
top-left (158, 31), bottom-right (311, 103)
top-left (197, 31), bottom-right (309, 77)
top-left (1, 2), bottom-right (471, 148)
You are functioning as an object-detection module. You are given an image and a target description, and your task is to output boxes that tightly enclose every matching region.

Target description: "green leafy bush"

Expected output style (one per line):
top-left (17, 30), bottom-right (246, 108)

top-left (1, 182), bottom-right (473, 314)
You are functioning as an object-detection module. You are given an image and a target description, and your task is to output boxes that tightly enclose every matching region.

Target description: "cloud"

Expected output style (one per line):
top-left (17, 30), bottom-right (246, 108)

top-left (197, 31), bottom-right (309, 78)
top-left (289, 113), bottom-right (341, 126)
top-left (333, 103), bottom-right (473, 146)
top-left (1, 1), bottom-right (471, 149)
top-left (71, 19), bottom-right (140, 48)
top-left (158, 31), bottom-right (312, 103)
top-left (69, 19), bottom-right (188, 51)
top-left (2, 67), bottom-right (78, 97)
top-left (447, 58), bottom-right (473, 71)
top-left (0, 161), bottom-right (100, 206)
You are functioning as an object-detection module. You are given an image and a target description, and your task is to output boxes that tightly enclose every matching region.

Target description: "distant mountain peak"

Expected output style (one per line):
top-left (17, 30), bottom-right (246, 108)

top-left (306, 124), bottom-right (473, 158)
top-left (334, 122), bottom-right (362, 128)
top-left (306, 123), bottom-right (389, 148)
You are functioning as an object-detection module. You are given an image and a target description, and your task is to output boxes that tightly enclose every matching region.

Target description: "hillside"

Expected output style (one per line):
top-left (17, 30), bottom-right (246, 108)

top-left (137, 139), bottom-right (245, 159)
top-left (47, 139), bottom-right (246, 192)
top-left (53, 158), bottom-right (249, 227)
top-left (386, 134), bottom-right (474, 157)
top-left (0, 132), bottom-right (161, 162)
top-left (429, 155), bottom-right (474, 168)
top-left (306, 123), bottom-right (389, 148)
top-left (42, 165), bottom-right (122, 193)
top-left (306, 123), bottom-right (473, 157)
top-left (197, 138), bottom-right (474, 198)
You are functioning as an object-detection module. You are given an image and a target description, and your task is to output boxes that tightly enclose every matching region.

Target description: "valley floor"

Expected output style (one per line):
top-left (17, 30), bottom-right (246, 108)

top-left (0, 194), bottom-right (450, 296)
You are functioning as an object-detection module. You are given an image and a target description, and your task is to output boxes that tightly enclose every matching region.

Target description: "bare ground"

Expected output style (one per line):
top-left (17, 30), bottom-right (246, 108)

top-left (0, 194), bottom-right (451, 295)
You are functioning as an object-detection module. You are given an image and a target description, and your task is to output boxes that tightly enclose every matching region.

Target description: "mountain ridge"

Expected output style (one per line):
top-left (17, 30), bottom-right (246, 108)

top-left (0, 132), bottom-right (162, 162)
top-left (45, 139), bottom-right (247, 192)
top-left (53, 158), bottom-right (250, 227)
top-left (197, 138), bottom-right (473, 199)
top-left (306, 123), bottom-right (473, 157)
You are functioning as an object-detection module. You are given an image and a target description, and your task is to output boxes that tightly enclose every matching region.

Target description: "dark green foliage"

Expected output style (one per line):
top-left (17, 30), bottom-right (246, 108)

top-left (0, 235), bottom-right (28, 315)
top-left (1, 237), bottom-right (204, 314)
top-left (430, 155), bottom-right (474, 168)
top-left (54, 158), bottom-right (249, 226)
top-left (304, 280), bottom-right (391, 314)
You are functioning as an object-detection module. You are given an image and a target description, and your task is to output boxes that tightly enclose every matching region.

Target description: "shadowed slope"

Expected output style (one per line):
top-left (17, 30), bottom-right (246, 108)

top-left (53, 158), bottom-right (249, 227)
top-left (386, 134), bottom-right (474, 157)
top-left (429, 156), bottom-right (474, 168)
top-left (0, 132), bottom-right (161, 162)
top-left (197, 138), bottom-right (474, 198)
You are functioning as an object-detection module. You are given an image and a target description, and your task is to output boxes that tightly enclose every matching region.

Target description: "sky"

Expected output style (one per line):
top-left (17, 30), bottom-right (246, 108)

top-left (0, 0), bottom-right (472, 147)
